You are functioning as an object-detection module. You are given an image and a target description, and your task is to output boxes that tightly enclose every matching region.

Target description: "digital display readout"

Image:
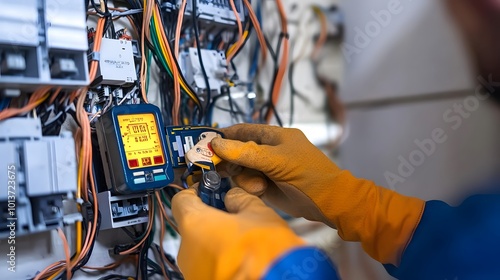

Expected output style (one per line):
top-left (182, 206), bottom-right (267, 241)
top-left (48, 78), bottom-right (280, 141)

top-left (117, 113), bottom-right (165, 169)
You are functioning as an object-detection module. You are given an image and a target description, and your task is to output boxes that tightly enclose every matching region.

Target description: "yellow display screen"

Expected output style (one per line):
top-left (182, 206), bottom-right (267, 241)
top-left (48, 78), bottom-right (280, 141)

top-left (117, 113), bottom-right (165, 169)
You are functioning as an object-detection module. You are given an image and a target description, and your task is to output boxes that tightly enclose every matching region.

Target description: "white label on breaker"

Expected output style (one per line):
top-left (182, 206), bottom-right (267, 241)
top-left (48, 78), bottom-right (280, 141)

top-left (183, 136), bottom-right (195, 153)
top-left (175, 136), bottom-right (184, 157)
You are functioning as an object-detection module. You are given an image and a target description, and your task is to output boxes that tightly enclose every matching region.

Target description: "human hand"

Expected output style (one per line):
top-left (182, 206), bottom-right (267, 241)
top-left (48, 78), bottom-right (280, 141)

top-left (171, 186), bottom-right (305, 280)
top-left (211, 124), bottom-right (342, 227)
top-left (211, 124), bottom-right (425, 266)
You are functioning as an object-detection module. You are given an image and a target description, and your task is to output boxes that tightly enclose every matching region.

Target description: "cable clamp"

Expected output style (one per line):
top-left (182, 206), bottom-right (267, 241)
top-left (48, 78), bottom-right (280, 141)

top-left (88, 52), bottom-right (100, 62)
top-left (279, 32), bottom-right (290, 40)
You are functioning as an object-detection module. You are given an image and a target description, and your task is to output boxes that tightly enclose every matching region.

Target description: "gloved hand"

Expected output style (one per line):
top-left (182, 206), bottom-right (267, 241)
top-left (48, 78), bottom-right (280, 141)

top-left (211, 124), bottom-right (425, 265)
top-left (171, 186), bottom-right (306, 280)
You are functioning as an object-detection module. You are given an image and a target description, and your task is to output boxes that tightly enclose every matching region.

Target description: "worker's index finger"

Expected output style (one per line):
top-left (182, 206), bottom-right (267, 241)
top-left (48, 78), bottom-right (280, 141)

top-left (211, 138), bottom-right (278, 174)
top-left (218, 123), bottom-right (284, 146)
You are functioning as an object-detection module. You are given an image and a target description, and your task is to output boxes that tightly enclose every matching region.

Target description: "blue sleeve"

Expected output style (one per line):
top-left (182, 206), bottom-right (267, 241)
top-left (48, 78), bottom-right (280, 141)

top-left (262, 247), bottom-right (339, 280)
top-left (384, 194), bottom-right (500, 279)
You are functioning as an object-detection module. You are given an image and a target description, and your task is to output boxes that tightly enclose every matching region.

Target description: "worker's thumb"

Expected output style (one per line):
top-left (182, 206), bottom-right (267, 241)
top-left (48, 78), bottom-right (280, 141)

top-left (172, 188), bottom-right (214, 231)
top-left (211, 137), bottom-right (277, 174)
top-left (224, 187), bottom-right (270, 214)
top-left (231, 168), bottom-right (268, 196)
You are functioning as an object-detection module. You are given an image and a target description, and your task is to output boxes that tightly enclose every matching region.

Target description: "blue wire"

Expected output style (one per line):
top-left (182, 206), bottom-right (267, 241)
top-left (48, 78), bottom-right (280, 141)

top-left (247, 0), bottom-right (262, 82)
top-left (0, 98), bottom-right (11, 111)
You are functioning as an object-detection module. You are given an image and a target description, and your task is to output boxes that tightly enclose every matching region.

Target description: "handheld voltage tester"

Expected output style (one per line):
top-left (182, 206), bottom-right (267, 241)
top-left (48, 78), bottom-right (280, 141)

top-left (96, 104), bottom-right (174, 194)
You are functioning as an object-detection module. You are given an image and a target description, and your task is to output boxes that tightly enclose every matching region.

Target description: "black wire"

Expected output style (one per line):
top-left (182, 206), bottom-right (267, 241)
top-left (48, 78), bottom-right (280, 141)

top-left (263, 32), bottom-right (285, 126)
top-left (192, 0), bottom-right (212, 124)
top-left (219, 86), bottom-right (239, 123)
top-left (97, 274), bottom-right (134, 280)
top-left (228, 7), bottom-right (253, 59)
top-left (214, 105), bottom-right (246, 117)
top-left (288, 61), bottom-right (296, 126)
top-left (230, 60), bottom-right (239, 80)
top-left (90, 0), bottom-right (108, 16)
top-left (264, 35), bottom-right (277, 61)
top-left (121, 227), bottom-right (138, 240)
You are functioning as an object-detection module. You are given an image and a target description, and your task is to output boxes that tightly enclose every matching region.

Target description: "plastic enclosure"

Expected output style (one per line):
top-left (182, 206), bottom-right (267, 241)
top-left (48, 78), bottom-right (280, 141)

top-left (0, 0), bottom-right (89, 91)
top-left (95, 104), bottom-right (175, 194)
top-left (180, 48), bottom-right (228, 96)
top-left (94, 38), bottom-right (138, 86)
top-left (0, 118), bottom-right (78, 238)
top-left (97, 191), bottom-right (149, 230)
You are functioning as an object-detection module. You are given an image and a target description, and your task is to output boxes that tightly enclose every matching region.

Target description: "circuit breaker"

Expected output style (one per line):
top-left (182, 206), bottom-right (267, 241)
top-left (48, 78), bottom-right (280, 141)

top-left (97, 191), bottom-right (149, 230)
top-left (93, 38), bottom-right (138, 86)
top-left (0, 0), bottom-right (89, 91)
top-left (180, 48), bottom-right (229, 95)
top-left (0, 118), bottom-right (78, 238)
top-left (181, 0), bottom-right (245, 26)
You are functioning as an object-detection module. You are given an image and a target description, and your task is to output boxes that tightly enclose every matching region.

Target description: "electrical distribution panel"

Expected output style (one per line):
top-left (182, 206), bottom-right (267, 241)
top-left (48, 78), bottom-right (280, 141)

top-left (0, 118), bottom-right (79, 238)
top-left (180, 48), bottom-right (229, 95)
top-left (0, 0), bottom-right (89, 92)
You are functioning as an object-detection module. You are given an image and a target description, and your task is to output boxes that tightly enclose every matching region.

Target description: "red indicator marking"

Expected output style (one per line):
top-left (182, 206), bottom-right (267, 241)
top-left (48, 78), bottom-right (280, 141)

top-left (207, 142), bottom-right (214, 153)
top-left (154, 156), bottom-right (164, 164)
top-left (129, 159), bottom-right (139, 168)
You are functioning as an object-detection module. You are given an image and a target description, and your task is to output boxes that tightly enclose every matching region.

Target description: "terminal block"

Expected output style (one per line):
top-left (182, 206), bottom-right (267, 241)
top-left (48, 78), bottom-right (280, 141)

top-left (97, 191), bottom-right (149, 230)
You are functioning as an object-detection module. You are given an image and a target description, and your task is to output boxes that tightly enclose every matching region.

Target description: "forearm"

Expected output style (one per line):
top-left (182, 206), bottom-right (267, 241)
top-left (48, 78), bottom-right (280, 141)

top-left (385, 194), bottom-right (500, 279)
top-left (320, 170), bottom-right (425, 265)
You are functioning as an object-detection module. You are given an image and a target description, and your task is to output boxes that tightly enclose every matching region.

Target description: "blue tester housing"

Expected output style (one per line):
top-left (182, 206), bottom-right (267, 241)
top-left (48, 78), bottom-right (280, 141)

top-left (96, 104), bottom-right (174, 194)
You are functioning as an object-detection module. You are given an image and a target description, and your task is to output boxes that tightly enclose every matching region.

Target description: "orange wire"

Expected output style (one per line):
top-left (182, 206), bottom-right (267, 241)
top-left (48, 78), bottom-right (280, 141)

top-left (56, 228), bottom-right (71, 280)
top-left (33, 262), bottom-right (65, 280)
top-left (157, 196), bottom-right (169, 279)
top-left (37, 11), bottom-right (105, 280)
top-left (119, 195), bottom-right (154, 255)
top-left (155, 196), bottom-right (181, 274)
top-left (226, 0), bottom-right (244, 63)
top-left (140, 0), bottom-right (154, 104)
top-left (48, 87), bottom-right (63, 104)
top-left (218, 40), bottom-right (225, 50)
top-left (265, 0), bottom-right (289, 124)
top-left (154, 5), bottom-right (181, 125)
top-left (155, 191), bottom-right (179, 233)
top-left (172, 0), bottom-right (186, 126)
top-left (167, 184), bottom-right (185, 191)
top-left (0, 87), bottom-right (51, 121)
top-left (311, 7), bottom-right (328, 61)
top-left (243, 0), bottom-right (267, 65)
top-left (82, 256), bottom-right (131, 271)
top-left (90, 18), bottom-right (105, 81)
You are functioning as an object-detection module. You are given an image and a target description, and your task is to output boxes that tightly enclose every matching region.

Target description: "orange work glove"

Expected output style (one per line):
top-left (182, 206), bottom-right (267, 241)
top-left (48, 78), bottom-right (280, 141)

top-left (211, 124), bottom-right (425, 266)
top-left (171, 187), bottom-right (306, 280)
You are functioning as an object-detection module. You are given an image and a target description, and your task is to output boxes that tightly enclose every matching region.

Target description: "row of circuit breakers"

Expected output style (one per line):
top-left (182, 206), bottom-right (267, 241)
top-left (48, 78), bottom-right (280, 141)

top-left (0, 0), bottom-right (245, 238)
top-left (0, 105), bottom-right (220, 238)
top-left (0, 0), bottom-right (242, 95)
